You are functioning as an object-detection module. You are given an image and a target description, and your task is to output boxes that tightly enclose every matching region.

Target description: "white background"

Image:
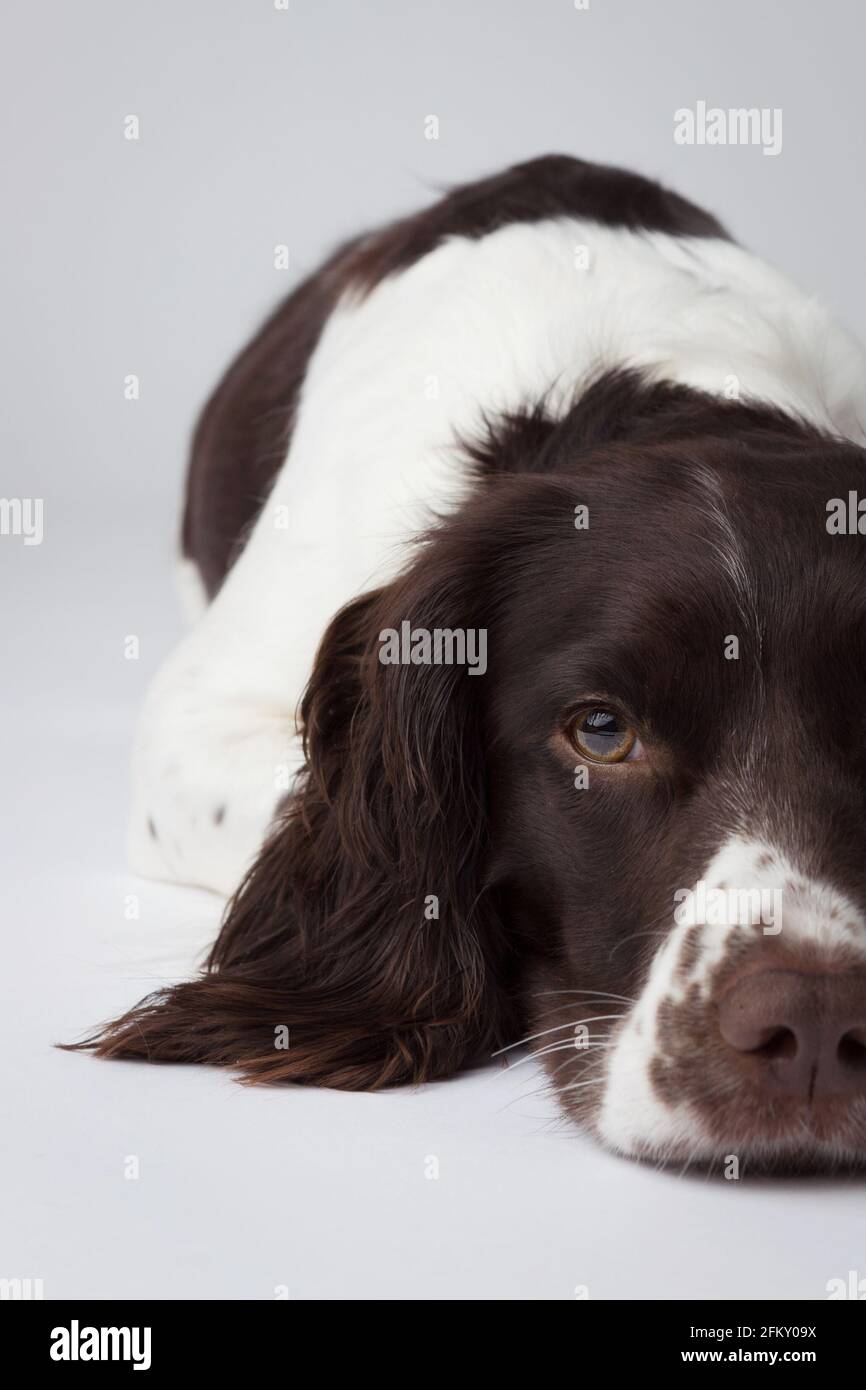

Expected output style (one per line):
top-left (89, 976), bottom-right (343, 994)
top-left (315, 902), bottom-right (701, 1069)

top-left (3, 0), bottom-right (866, 1299)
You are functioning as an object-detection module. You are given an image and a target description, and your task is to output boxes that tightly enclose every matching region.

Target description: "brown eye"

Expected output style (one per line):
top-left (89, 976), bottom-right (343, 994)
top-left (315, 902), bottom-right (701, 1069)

top-left (568, 706), bottom-right (639, 763)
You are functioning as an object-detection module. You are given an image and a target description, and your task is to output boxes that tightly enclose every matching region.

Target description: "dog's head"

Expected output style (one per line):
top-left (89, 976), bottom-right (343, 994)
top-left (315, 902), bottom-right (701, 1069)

top-left (476, 427), bottom-right (866, 1171)
top-left (85, 380), bottom-right (866, 1171)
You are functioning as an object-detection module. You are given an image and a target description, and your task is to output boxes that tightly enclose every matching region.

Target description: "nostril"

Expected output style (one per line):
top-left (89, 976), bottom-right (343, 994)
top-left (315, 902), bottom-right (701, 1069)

top-left (751, 1026), bottom-right (798, 1062)
top-left (837, 1032), bottom-right (866, 1073)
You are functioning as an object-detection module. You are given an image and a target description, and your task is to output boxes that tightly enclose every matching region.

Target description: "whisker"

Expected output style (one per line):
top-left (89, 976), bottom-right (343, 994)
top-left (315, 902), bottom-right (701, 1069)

top-left (492, 1013), bottom-right (625, 1057)
top-left (532, 988), bottom-right (637, 1005)
top-left (545, 1048), bottom-right (613, 1082)
top-left (504, 1038), bottom-right (613, 1073)
top-left (558, 1077), bottom-right (608, 1094)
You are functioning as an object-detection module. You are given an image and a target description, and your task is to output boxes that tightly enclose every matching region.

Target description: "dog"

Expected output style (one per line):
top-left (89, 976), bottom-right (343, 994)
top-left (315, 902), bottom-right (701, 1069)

top-left (73, 155), bottom-right (866, 1171)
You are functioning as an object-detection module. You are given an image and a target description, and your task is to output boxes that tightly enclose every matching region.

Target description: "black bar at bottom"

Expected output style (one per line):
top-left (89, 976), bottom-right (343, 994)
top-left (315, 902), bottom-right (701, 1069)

top-left (4, 1297), bottom-right (859, 1374)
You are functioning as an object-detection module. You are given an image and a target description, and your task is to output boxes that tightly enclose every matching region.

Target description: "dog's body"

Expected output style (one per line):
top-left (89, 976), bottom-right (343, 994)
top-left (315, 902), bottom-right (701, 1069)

top-left (83, 157), bottom-right (866, 1170)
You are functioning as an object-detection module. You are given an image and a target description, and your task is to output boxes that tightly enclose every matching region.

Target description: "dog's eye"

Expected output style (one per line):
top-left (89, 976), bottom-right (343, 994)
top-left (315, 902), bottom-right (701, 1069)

top-left (568, 707), bottom-right (641, 763)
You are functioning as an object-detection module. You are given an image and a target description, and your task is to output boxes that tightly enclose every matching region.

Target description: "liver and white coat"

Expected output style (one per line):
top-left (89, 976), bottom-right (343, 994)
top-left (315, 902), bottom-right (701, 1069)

top-left (77, 157), bottom-right (866, 1171)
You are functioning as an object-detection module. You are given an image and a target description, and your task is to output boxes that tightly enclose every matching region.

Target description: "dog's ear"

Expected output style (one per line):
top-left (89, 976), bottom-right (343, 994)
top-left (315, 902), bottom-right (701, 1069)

top-left (71, 526), bottom-right (513, 1088)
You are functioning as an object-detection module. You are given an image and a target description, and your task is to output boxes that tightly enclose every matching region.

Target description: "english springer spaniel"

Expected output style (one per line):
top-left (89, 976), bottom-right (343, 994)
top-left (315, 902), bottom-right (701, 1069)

top-left (74, 155), bottom-right (866, 1172)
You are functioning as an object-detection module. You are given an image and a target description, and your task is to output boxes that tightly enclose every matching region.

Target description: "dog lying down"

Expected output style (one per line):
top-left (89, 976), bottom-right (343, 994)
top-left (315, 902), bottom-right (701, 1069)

top-left (70, 155), bottom-right (866, 1172)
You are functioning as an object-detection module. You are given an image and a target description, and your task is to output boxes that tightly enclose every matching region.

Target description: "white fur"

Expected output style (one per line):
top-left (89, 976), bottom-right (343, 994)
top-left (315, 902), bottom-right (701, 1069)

top-left (597, 835), bottom-right (866, 1161)
top-left (130, 216), bottom-right (866, 895)
top-left (175, 557), bottom-right (209, 626)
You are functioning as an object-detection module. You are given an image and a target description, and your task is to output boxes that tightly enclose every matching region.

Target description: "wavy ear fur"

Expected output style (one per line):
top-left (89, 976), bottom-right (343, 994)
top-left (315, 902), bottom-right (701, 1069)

top-left (69, 526), bottom-right (514, 1088)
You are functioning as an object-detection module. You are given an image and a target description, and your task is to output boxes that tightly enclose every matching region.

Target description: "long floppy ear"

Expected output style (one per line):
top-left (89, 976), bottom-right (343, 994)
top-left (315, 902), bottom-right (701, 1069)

top-left (70, 527), bottom-right (513, 1088)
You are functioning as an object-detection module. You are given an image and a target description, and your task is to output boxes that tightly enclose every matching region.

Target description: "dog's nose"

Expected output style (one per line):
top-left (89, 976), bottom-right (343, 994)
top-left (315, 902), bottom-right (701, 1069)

top-left (718, 970), bottom-right (866, 1098)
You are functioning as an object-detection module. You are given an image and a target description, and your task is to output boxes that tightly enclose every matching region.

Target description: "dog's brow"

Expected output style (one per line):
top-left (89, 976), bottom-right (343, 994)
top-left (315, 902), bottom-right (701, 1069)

top-left (691, 462), bottom-right (763, 662)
